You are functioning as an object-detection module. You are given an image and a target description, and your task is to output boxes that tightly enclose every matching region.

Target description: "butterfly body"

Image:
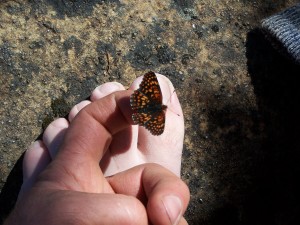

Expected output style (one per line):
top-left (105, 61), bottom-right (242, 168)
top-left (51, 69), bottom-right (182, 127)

top-left (130, 71), bottom-right (167, 135)
top-left (134, 102), bottom-right (167, 114)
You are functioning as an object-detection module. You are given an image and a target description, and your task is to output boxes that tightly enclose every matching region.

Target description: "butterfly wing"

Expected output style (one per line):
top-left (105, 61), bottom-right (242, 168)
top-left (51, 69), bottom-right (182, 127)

top-left (130, 71), bottom-right (166, 135)
top-left (130, 71), bottom-right (162, 111)
top-left (130, 89), bottom-right (151, 112)
top-left (132, 112), bottom-right (151, 125)
top-left (144, 110), bottom-right (166, 135)
top-left (138, 71), bottom-right (163, 105)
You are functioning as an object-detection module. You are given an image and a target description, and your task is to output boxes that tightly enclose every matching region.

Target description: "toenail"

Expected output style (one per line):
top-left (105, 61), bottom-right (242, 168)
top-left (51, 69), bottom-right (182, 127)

top-left (162, 195), bottom-right (182, 225)
top-left (99, 82), bottom-right (123, 94)
top-left (27, 141), bottom-right (43, 151)
top-left (51, 118), bottom-right (69, 128)
top-left (92, 82), bottom-right (124, 100)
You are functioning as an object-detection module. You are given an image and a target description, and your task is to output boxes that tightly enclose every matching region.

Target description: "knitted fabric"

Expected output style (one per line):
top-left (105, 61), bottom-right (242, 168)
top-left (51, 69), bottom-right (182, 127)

top-left (261, 4), bottom-right (300, 64)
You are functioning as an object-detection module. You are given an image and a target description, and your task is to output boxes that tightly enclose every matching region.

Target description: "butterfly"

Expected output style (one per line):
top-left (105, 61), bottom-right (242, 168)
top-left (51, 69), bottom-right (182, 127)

top-left (130, 71), bottom-right (167, 135)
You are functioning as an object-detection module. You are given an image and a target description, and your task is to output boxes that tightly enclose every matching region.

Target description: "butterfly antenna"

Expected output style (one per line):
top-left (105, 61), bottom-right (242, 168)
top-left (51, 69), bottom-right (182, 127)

top-left (166, 90), bottom-right (180, 117)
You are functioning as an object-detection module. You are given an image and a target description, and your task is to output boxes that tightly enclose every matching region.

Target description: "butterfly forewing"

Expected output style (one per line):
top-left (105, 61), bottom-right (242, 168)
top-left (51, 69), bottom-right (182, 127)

top-left (138, 72), bottom-right (163, 105)
top-left (130, 90), bottom-right (150, 111)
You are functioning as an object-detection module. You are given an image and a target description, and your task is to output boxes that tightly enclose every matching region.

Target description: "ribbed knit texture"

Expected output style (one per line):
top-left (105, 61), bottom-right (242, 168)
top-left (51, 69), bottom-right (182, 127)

top-left (261, 4), bottom-right (300, 64)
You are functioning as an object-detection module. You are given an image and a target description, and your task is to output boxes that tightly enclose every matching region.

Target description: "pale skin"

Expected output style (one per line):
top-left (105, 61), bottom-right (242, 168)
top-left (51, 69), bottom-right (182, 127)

top-left (5, 74), bottom-right (190, 225)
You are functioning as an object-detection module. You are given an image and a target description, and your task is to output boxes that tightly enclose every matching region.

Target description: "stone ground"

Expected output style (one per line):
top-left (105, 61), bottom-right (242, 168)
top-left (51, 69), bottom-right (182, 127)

top-left (1, 0), bottom-right (300, 224)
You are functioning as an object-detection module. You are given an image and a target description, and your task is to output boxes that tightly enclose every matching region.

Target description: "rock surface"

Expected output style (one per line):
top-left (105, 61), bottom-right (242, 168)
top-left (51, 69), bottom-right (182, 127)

top-left (1, 1), bottom-right (300, 224)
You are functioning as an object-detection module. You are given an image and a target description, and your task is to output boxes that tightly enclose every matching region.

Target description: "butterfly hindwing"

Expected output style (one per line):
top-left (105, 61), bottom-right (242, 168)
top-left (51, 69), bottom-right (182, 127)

top-left (132, 112), bottom-right (152, 125)
top-left (144, 110), bottom-right (165, 135)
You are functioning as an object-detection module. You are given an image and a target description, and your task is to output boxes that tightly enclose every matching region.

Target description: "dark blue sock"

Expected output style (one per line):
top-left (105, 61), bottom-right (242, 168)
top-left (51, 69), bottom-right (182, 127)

top-left (261, 4), bottom-right (300, 64)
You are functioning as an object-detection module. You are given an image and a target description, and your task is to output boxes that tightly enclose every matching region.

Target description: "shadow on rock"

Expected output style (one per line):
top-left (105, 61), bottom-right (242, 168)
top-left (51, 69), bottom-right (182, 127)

top-left (188, 27), bottom-right (300, 225)
top-left (0, 154), bottom-right (24, 224)
top-left (242, 28), bottom-right (300, 225)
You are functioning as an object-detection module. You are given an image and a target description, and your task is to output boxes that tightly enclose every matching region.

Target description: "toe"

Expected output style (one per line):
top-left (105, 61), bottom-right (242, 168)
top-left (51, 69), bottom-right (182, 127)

top-left (91, 82), bottom-right (125, 101)
top-left (20, 140), bottom-right (51, 198)
top-left (68, 100), bottom-right (91, 122)
top-left (43, 118), bottom-right (69, 159)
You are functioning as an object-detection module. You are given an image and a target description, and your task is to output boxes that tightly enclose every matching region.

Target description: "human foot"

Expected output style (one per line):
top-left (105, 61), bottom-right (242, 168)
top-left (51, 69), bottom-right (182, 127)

top-left (20, 73), bottom-right (184, 197)
top-left (7, 89), bottom-right (190, 225)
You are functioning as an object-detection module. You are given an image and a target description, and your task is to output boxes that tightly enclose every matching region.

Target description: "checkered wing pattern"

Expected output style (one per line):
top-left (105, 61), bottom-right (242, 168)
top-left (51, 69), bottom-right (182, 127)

top-left (130, 89), bottom-right (150, 111)
top-left (144, 110), bottom-right (165, 135)
top-left (132, 112), bottom-right (152, 125)
top-left (130, 71), bottom-right (167, 136)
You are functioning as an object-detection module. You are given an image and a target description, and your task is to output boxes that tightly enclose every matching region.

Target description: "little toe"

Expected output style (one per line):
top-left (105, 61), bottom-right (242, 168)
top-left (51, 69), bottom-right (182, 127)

top-left (91, 82), bottom-right (125, 101)
top-left (43, 118), bottom-right (69, 159)
top-left (20, 140), bottom-right (51, 198)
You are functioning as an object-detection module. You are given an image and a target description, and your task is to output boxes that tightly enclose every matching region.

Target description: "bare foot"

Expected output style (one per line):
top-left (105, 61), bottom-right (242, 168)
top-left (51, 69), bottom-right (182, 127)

top-left (20, 73), bottom-right (184, 197)
top-left (6, 80), bottom-right (189, 225)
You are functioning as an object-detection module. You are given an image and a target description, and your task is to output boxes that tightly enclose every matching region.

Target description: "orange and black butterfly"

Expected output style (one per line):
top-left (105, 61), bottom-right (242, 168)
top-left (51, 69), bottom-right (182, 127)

top-left (130, 71), bottom-right (167, 135)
